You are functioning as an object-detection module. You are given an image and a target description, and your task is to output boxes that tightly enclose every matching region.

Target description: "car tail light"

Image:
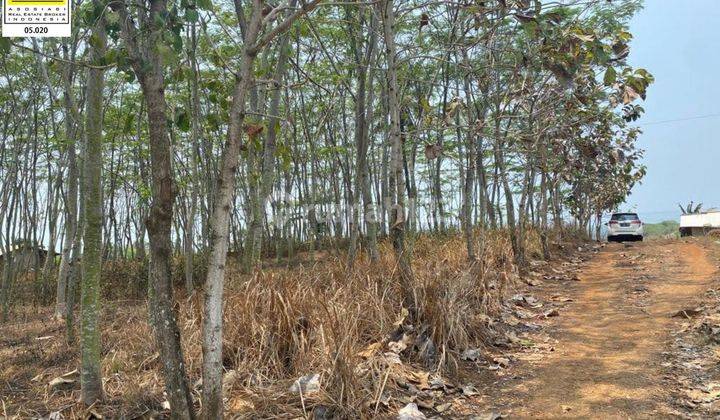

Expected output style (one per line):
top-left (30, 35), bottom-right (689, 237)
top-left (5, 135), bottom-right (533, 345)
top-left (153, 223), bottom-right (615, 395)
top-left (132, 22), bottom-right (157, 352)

top-left (631, 220), bottom-right (641, 225)
top-left (609, 221), bottom-right (618, 225)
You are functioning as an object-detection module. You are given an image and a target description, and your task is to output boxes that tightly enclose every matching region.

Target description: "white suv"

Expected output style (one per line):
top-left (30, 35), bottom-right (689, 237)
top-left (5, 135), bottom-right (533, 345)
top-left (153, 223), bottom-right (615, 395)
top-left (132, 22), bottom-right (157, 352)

top-left (607, 212), bottom-right (644, 242)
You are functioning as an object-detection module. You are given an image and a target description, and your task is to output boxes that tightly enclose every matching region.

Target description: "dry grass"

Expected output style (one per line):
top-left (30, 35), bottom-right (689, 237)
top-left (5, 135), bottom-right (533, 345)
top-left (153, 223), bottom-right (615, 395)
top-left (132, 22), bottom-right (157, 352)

top-left (0, 232), bottom-right (526, 418)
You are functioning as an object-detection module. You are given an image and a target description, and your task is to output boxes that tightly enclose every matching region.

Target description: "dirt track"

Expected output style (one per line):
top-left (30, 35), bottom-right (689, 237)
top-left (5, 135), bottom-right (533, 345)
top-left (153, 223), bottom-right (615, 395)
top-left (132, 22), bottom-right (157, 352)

top-left (488, 240), bottom-right (717, 419)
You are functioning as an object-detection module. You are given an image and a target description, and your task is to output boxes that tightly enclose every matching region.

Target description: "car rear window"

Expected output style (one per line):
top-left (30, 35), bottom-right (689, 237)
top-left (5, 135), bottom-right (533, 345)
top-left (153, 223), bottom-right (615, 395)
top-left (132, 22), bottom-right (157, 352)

top-left (611, 213), bottom-right (639, 221)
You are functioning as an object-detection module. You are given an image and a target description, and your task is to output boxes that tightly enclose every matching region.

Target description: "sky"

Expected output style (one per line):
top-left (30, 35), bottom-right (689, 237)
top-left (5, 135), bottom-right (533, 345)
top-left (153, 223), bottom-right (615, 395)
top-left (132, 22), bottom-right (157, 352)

top-left (622, 0), bottom-right (720, 223)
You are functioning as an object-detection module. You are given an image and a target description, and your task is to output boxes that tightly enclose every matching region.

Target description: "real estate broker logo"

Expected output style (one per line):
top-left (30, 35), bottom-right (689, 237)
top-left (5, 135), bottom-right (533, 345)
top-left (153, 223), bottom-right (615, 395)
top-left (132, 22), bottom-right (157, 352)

top-left (2, 0), bottom-right (70, 37)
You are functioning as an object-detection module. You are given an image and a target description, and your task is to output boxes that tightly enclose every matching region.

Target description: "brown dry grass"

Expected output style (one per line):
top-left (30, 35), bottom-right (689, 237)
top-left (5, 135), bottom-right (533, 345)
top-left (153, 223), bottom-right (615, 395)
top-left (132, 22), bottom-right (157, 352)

top-left (0, 232), bottom-right (525, 418)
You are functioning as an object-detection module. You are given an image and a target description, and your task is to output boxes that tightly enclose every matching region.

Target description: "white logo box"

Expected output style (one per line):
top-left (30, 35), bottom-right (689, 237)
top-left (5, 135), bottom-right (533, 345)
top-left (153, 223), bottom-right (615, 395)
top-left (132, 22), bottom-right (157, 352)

top-left (2, 0), bottom-right (71, 37)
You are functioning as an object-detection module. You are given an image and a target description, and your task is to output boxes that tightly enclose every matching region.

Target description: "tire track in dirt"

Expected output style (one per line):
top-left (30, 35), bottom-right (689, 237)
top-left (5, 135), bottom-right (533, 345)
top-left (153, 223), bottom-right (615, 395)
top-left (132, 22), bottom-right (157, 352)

top-left (491, 240), bottom-right (716, 419)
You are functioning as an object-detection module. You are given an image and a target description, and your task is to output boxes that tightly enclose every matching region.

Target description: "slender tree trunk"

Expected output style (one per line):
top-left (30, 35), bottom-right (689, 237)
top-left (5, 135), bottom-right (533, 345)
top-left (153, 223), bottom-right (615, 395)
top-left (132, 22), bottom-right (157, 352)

top-left (381, 0), bottom-right (415, 315)
top-left (202, 3), bottom-right (263, 417)
top-left (493, 115), bottom-right (518, 262)
top-left (246, 4), bottom-right (295, 271)
top-left (202, 2), bottom-right (321, 413)
top-left (41, 169), bottom-right (59, 293)
top-left (184, 20), bottom-right (202, 295)
top-left (347, 22), bottom-right (368, 266)
top-left (55, 48), bottom-right (79, 320)
top-left (0, 185), bottom-right (18, 321)
top-left (112, 0), bottom-right (197, 416)
top-left (461, 67), bottom-right (476, 260)
top-left (362, 50), bottom-right (379, 261)
top-left (516, 163), bottom-right (533, 267)
top-left (67, 122), bottom-right (86, 343)
top-left (79, 6), bottom-right (106, 403)
top-left (135, 107), bottom-right (148, 262)
top-left (184, 192), bottom-right (196, 295)
top-left (347, 7), bottom-right (378, 265)
top-left (144, 74), bottom-right (196, 419)
top-left (539, 152), bottom-right (550, 259)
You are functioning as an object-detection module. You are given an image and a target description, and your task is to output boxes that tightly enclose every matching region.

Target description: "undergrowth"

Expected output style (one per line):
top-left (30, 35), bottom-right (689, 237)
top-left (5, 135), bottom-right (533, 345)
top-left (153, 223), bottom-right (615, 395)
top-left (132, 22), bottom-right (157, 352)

top-left (1, 230), bottom-right (564, 417)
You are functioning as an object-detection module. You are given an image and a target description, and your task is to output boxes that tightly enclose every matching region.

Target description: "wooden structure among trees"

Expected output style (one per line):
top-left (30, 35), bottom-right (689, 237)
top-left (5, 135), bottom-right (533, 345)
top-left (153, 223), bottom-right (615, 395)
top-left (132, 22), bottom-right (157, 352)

top-left (0, 243), bottom-right (54, 271)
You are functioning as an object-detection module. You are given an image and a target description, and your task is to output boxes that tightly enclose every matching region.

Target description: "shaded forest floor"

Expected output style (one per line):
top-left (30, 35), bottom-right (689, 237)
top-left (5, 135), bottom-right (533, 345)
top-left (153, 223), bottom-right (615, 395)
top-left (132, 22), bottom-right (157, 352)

top-left (2, 236), bottom-right (720, 418)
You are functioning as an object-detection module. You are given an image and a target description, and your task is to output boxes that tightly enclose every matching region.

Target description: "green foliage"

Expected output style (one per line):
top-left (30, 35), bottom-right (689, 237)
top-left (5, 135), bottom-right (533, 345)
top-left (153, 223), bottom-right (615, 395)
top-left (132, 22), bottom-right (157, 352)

top-left (174, 108), bottom-right (191, 132)
top-left (0, 38), bottom-right (11, 54)
top-left (604, 67), bottom-right (617, 86)
top-left (0, 0), bottom-right (653, 278)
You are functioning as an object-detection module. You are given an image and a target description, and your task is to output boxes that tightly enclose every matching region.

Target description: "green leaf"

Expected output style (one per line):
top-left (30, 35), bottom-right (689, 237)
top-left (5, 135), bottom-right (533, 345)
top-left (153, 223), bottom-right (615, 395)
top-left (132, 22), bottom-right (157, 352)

top-left (174, 108), bottom-right (191, 132)
top-left (139, 183), bottom-right (151, 200)
top-left (171, 65), bottom-right (185, 83)
top-left (0, 38), bottom-right (10, 54)
top-left (123, 114), bottom-right (135, 134)
top-left (617, 31), bottom-right (633, 42)
top-left (156, 43), bottom-right (179, 66)
top-left (153, 13), bottom-right (166, 28)
top-left (171, 32), bottom-right (183, 53)
top-left (185, 8), bottom-right (199, 22)
top-left (207, 112), bottom-right (221, 130)
top-left (89, 33), bottom-right (103, 50)
top-left (196, 0), bottom-right (212, 11)
top-left (419, 97), bottom-right (431, 114)
top-left (521, 20), bottom-right (539, 39)
top-left (123, 70), bottom-right (136, 83)
top-left (603, 67), bottom-right (616, 86)
top-left (105, 10), bottom-right (120, 25)
top-left (103, 48), bottom-right (117, 65)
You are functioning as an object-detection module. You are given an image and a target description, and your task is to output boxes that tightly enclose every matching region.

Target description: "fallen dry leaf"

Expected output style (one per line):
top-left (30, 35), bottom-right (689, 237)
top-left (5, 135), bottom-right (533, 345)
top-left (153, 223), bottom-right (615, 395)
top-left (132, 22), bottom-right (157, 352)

top-left (544, 309), bottom-right (560, 318)
top-left (461, 348), bottom-right (482, 361)
top-left (357, 342), bottom-right (382, 359)
top-left (222, 369), bottom-right (239, 394)
top-left (435, 402), bottom-right (452, 413)
top-left (229, 396), bottom-right (256, 412)
top-left (398, 402), bottom-right (426, 419)
top-left (48, 376), bottom-right (74, 389)
top-left (289, 373), bottom-right (321, 394)
top-left (492, 357), bottom-right (510, 368)
top-left (462, 384), bottom-right (479, 396)
top-left (407, 370), bottom-right (430, 390)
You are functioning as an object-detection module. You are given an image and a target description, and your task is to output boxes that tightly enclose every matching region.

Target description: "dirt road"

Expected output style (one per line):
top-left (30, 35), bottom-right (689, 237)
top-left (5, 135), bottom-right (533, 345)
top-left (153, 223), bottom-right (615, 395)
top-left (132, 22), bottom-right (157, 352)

top-left (486, 240), bottom-right (717, 418)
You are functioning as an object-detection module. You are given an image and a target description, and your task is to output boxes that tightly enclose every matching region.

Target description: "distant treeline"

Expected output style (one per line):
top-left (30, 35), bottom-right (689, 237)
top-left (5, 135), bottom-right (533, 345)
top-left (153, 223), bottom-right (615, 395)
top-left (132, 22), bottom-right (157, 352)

top-left (643, 220), bottom-right (680, 238)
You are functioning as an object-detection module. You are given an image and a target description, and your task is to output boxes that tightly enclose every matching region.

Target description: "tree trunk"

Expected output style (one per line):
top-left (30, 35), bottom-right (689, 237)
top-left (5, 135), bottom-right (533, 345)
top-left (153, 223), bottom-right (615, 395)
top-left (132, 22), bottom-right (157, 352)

top-left (246, 3), bottom-right (295, 271)
top-left (461, 66), bottom-right (476, 261)
top-left (202, 3), bottom-right (263, 417)
top-left (539, 152), bottom-right (550, 259)
top-left (201, 1), bottom-right (322, 410)
top-left (362, 47), bottom-right (379, 262)
top-left (55, 43), bottom-right (80, 320)
top-left (184, 19), bottom-right (203, 295)
top-left (493, 116), bottom-right (518, 263)
top-left (347, 7), bottom-right (378, 265)
top-left (381, 0), bottom-right (415, 315)
top-left (79, 6), bottom-right (106, 403)
top-left (112, 0), bottom-right (197, 416)
top-left (143, 72), bottom-right (196, 418)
